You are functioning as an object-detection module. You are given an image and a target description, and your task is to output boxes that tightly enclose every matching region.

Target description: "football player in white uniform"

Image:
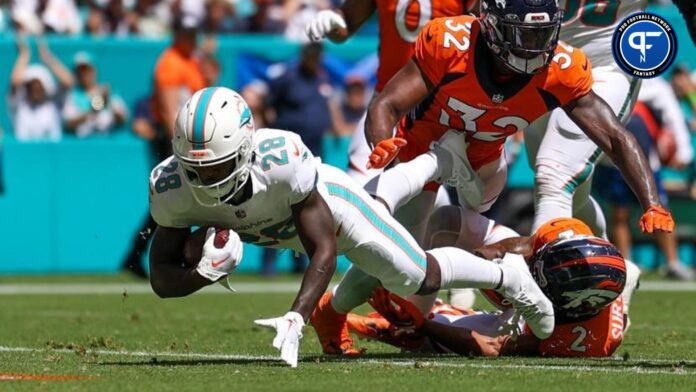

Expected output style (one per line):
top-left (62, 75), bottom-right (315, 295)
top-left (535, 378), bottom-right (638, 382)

top-left (147, 87), bottom-right (555, 367)
top-left (525, 0), bottom-right (649, 238)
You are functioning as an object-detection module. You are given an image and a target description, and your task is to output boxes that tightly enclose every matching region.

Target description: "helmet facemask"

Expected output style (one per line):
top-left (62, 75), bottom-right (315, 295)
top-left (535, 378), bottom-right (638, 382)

top-left (172, 87), bottom-right (257, 208)
top-left (178, 138), bottom-right (253, 207)
top-left (481, 7), bottom-right (562, 74)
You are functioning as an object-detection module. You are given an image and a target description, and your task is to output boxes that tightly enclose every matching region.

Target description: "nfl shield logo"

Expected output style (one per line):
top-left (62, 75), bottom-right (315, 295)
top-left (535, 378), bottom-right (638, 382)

top-left (492, 94), bottom-right (504, 104)
top-left (235, 210), bottom-right (246, 219)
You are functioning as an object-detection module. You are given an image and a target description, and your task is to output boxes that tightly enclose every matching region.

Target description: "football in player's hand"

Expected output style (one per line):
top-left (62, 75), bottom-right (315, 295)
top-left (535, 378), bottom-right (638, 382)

top-left (183, 227), bottom-right (232, 267)
top-left (213, 229), bottom-right (229, 248)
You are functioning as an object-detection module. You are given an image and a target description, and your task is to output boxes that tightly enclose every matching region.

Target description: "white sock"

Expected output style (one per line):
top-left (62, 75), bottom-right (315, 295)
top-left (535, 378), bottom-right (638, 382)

top-left (484, 222), bottom-right (519, 245)
top-left (574, 195), bottom-right (608, 239)
top-left (331, 266), bottom-right (381, 314)
top-left (406, 292), bottom-right (439, 315)
top-left (428, 247), bottom-right (503, 290)
top-left (622, 258), bottom-right (641, 315)
top-left (364, 152), bottom-right (440, 214)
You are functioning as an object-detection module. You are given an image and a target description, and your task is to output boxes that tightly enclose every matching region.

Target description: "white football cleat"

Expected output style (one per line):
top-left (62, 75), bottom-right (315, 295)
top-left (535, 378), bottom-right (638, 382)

top-left (496, 257), bottom-right (555, 339)
top-left (431, 130), bottom-right (484, 210)
top-left (622, 258), bottom-right (641, 331)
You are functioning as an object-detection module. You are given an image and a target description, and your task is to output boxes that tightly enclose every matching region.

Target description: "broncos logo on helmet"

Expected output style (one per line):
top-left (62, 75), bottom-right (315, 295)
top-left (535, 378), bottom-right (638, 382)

top-left (531, 236), bottom-right (626, 321)
top-left (480, 218), bottom-right (626, 322)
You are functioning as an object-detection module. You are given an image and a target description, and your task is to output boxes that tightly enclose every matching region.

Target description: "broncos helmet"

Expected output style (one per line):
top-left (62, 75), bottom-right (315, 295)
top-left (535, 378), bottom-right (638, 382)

top-left (479, 0), bottom-right (563, 74)
top-left (530, 236), bottom-right (626, 321)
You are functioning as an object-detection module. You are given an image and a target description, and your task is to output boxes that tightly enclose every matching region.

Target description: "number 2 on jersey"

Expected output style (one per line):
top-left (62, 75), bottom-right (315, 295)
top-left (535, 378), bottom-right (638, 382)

top-left (258, 137), bottom-right (289, 171)
top-left (570, 325), bottom-right (588, 352)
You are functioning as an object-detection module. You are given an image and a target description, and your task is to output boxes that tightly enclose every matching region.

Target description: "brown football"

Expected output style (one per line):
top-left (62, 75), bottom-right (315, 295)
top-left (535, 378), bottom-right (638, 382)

top-left (183, 227), bottom-right (231, 267)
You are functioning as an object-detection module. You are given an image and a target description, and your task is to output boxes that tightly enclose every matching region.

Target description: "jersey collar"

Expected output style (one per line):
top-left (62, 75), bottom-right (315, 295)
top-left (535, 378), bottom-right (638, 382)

top-left (473, 32), bottom-right (535, 104)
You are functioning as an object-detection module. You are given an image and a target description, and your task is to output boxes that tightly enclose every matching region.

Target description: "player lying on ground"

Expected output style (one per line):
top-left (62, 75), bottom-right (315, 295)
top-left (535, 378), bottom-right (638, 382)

top-left (147, 87), bottom-right (555, 367)
top-left (364, 0), bottom-right (674, 247)
top-left (347, 218), bottom-right (630, 357)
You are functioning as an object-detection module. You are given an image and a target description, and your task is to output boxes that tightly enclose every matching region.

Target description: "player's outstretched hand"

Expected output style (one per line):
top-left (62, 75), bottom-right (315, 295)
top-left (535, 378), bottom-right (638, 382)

top-left (367, 137), bottom-right (407, 169)
top-left (305, 10), bottom-right (347, 41)
top-left (639, 205), bottom-right (675, 233)
top-left (195, 228), bottom-right (243, 282)
top-left (368, 288), bottom-right (425, 329)
top-left (254, 312), bottom-right (305, 368)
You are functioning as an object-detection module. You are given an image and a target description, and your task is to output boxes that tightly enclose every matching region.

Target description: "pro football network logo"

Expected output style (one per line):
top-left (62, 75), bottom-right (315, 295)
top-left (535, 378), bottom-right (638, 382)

top-left (612, 12), bottom-right (677, 79)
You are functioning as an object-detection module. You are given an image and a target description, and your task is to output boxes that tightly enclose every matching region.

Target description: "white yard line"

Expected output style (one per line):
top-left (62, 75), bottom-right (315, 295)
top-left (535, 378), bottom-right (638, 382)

top-left (362, 360), bottom-right (695, 376)
top-left (0, 282), bottom-right (300, 295)
top-left (0, 280), bottom-right (694, 295)
top-left (0, 346), bottom-right (275, 362)
top-left (0, 346), bottom-right (694, 376)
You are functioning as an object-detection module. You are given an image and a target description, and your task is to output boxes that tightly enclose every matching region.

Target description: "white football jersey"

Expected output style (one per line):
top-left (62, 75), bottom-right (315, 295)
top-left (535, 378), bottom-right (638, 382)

top-left (149, 128), bottom-right (319, 254)
top-left (559, 0), bottom-right (647, 67)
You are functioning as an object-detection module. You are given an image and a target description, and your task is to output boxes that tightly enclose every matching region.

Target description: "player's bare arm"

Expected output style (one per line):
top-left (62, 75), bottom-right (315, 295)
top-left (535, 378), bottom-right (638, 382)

top-left (474, 236), bottom-right (534, 261)
top-left (364, 59), bottom-right (432, 168)
top-left (306, 0), bottom-right (375, 42)
top-left (422, 321), bottom-right (505, 357)
top-left (149, 226), bottom-right (212, 298)
top-left (335, 0), bottom-right (376, 41)
top-left (564, 91), bottom-right (675, 233)
top-left (289, 190), bottom-right (338, 320)
top-left (366, 59), bottom-right (433, 146)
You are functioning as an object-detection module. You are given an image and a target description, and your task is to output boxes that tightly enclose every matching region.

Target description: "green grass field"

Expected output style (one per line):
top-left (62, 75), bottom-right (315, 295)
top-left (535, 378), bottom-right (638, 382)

top-left (1, 275), bottom-right (695, 391)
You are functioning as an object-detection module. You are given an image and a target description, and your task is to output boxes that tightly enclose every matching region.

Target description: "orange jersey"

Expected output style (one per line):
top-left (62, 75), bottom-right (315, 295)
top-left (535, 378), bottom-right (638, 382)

top-left (539, 296), bottom-right (625, 357)
top-left (375, 0), bottom-right (471, 91)
top-left (397, 15), bottom-right (593, 170)
top-left (153, 48), bottom-right (207, 124)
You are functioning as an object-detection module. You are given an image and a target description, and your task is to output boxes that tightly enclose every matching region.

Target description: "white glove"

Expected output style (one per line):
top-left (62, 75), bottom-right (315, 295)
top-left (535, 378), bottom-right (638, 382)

top-left (195, 228), bottom-right (243, 282)
top-left (254, 311), bottom-right (305, 368)
top-left (305, 10), bottom-right (347, 41)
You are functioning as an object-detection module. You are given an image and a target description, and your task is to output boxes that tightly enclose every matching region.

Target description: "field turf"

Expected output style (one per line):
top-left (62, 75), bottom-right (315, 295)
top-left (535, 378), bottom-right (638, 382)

top-left (1, 274), bottom-right (695, 391)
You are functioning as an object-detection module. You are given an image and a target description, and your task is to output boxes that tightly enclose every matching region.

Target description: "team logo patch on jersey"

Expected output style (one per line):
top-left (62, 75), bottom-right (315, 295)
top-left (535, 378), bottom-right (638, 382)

top-left (612, 12), bottom-right (677, 79)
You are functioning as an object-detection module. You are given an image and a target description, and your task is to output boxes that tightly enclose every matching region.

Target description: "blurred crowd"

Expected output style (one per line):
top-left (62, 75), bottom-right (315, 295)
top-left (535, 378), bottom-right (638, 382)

top-left (7, 27), bottom-right (368, 146)
top-left (3, 1), bottom-right (696, 279)
top-left (4, 0), bottom-right (351, 41)
top-left (9, 36), bottom-right (128, 140)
